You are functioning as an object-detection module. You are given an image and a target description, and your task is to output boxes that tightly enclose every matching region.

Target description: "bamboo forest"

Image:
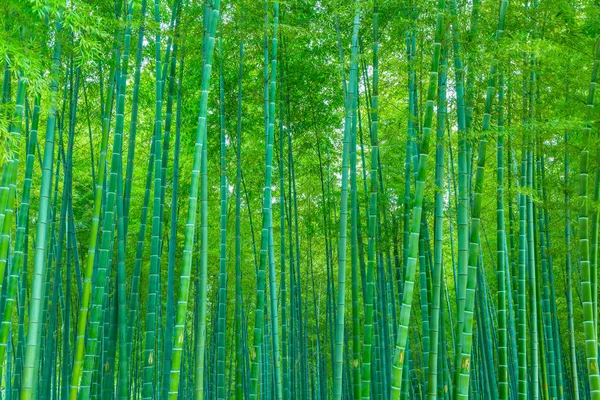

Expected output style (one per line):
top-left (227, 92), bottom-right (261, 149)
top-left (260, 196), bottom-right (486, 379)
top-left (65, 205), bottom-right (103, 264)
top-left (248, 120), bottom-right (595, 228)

top-left (3, 0), bottom-right (600, 398)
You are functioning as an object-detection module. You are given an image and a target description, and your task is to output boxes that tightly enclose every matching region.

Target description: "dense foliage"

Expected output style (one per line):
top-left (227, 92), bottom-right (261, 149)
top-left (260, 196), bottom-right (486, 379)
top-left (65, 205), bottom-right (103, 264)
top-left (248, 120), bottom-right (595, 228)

top-left (1, 0), bottom-right (600, 398)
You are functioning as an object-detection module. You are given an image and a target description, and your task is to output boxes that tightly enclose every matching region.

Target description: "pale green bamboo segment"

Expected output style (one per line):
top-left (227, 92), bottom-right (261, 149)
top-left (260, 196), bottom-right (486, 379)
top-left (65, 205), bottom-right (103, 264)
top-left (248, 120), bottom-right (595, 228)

top-left (21, 20), bottom-right (62, 400)
top-left (389, 1), bottom-right (445, 398)
top-left (167, 2), bottom-right (220, 398)
top-left (332, 7), bottom-right (359, 400)
top-left (579, 37), bottom-right (600, 399)
top-left (455, 1), bottom-right (508, 398)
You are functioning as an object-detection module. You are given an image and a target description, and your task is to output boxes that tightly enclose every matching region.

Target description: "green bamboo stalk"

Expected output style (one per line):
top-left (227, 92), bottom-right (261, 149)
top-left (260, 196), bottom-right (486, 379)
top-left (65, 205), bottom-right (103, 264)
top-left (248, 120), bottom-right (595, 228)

top-left (565, 128), bottom-right (580, 400)
top-left (37, 154), bottom-right (60, 399)
top-left (78, 6), bottom-right (134, 393)
top-left (346, 57), bottom-right (361, 399)
top-left (455, 2), bottom-right (508, 397)
top-left (127, 137), bottom-right (154, 364)
top-left (419, 221), bottom-right (431, 397)
top-left (248, 2), bottom-right (281, 399)
top-left (142, 0), bottom-right (167, 394)
top-left (449, 0), bottom-right (469, 376)
top-left (115, 3), bottom-right (135, 398)
top-left (156, 10), bottom-right (179, 382)
top-left (215, 38), bottom-right (228, 400)
top-left (160, 21), bottom-right (180, 395)
top-left (123, 0), bottom-right (148, 236)
top-left (234, 34), bottom-right (245, 400)
top-left (167, 2), bottom-right (220, 397)
top-left (390, 0), bottom-right (444, 396)
top-left (0, 74), bottom-right (26, 364)
top-left (506, 114), bottom-right (520, 397)
top-left (496, 73), bottom-right (509, 400)
top-left (195, 4), bottom-right (216, 398)
top-left (279, 47), bottom-right (291, 400)
top-left (0, 70), bottom-right (23, 306)
top-left (593, 165), bottom-right (600, 382)
top-left (12, 96), bottom-right (38, 400)
top-left (349, 38), bottom-right (361, 400)
top-left (401, 26), bottom-right (415, 327)
top-left (537, 146), bottom-right (557, 400)
top-left (526, 53), bottom-right (540, 400)
top-left (332, 7), bottom-right (359, 400)
top-left (541, 152), bottom-right (565, 399)
top-left (196, 127), bottom-right (208, 399)
top-left (20, 19), bottom-right (62, 400)
top-left (578, 37), bottom-right (600, 400)
top-left (42, 151), bottom-right (67, 397)
top-left (358, 4), bottom-right (378, 399)
top-left (69, 16), bottom-right (120, 398)
top-left (517, 139), bottom-right (528, 400)
top-left (426, 46), bottom-right (447, 400)
top-left (266, 6), bottom-right (282, 399)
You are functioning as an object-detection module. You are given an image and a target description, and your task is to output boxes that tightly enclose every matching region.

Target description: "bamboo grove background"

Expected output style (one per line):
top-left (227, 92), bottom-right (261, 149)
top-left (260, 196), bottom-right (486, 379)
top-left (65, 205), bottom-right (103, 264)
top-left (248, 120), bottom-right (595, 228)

top-left (0, 0), bottom-right (599, 398)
